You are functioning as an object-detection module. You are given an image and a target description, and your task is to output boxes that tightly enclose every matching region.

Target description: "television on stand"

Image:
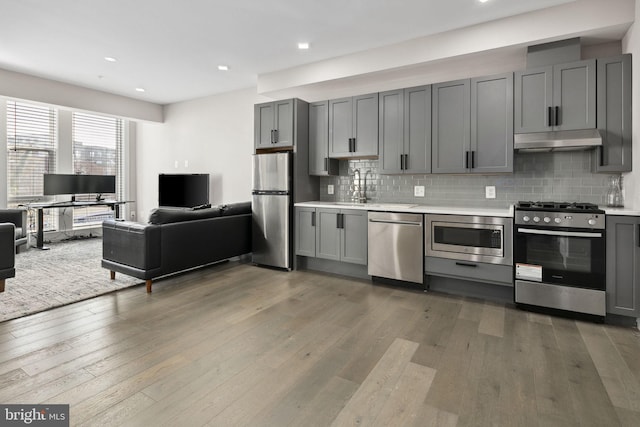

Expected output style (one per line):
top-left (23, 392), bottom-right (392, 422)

top-left (158, 173), bottom-right (210, 208)
top-left (43, 174), bottom-right (116, 201)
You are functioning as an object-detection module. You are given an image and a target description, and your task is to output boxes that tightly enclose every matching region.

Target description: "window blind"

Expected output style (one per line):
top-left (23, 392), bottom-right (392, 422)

top-left (71, 112), bottom-right (124, 226)
top-left (6, 100), bottom-right (57, 231)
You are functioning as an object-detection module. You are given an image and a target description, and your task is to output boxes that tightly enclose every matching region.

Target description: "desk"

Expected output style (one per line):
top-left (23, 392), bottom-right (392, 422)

top-left (24, 200), bottom-right (130, 249)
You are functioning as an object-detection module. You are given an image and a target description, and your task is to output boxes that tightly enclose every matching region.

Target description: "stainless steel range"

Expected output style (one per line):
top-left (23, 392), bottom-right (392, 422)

top-left (514, 201), bottom-right (606, 317)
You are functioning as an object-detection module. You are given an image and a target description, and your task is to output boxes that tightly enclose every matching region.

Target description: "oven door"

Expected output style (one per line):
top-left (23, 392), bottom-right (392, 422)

top-left (514, 226), bottom-right (605, 290)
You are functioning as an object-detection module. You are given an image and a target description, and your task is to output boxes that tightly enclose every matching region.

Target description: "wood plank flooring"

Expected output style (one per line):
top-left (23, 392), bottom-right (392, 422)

top-left (1, 261), bottom-right (640, 426)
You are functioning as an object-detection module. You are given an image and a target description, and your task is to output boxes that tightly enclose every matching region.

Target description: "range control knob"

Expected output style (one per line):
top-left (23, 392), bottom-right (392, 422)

top-left (588, 219), bottom-right (597, 226)
top-left (522, 216), bottom-right (530, 222)
top-left (543, 217), bottom-right (551, 223)
top-left (533, 216), bottom-right (540, 223)
top-left (554, 217), bottom-right (562, 224)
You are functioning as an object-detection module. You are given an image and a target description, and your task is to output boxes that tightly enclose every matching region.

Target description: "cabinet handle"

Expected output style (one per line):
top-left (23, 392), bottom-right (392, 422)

top-left (311, 211), bottom-right (316, 227)
top-left (404, 154), bottom-right (408, 170)
top-left (471, 151), bottom-right (475, 169)
top-left (324, 157), bottom-right (328, 172)
top-left (400, 155), bottom-right (404, 170)
top-left (465, 151), bottom-right (469, 169)
top-left (455, 262), bottom-right (477, 268)
top-left (352, 138), bottom-right (356, 153)
top-left (270, 130), bottom-right (274, 143)
top-left (336, 213), bottom-right (344, 229)
top-left (548, 107), bottom-right (554, 127)
top-left (637, 224), bottom-right (640, 248)
top-left (554, 106), bottom-right (560, 127)
top-left (273, 129), bottom-right (278, 143)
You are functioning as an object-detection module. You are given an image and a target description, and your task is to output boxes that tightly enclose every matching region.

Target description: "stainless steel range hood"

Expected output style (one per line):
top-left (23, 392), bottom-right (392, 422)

top-left (514, 129), bottom-right (602, 152)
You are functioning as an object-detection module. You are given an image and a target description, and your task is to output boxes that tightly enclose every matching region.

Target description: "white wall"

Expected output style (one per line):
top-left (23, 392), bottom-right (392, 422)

top-left (135, 87), bottom-right (270, 221)
top-left (622, 1), bottom-right (640, 209)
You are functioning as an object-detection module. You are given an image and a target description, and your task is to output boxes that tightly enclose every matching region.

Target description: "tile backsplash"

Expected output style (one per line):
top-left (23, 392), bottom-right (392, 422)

top-left (319, 151), bottom-right (618, 208)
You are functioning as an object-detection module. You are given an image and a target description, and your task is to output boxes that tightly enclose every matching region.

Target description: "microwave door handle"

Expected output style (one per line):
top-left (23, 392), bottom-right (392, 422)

top-left (517, 228), bottom-right (602, 238)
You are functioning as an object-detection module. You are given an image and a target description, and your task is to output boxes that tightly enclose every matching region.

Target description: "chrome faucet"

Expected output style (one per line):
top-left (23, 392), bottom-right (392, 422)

top-left (352, 168), bottom-right (367, 203)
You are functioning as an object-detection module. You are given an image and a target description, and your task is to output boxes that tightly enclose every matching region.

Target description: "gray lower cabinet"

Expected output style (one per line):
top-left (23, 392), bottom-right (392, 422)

top-left (594, 54), bottom-right (632, 173)
top-left (329, 93), bottom-right (379, 158)
top-left (432, 73), bottom-right (513, 174)
top-left (295, 207), bottom-right (317, 257)
top-left (255, 99), bottom-right (294, 149)
top-left (606, 215), bottom-right (640, 317)
top-left (379, 85), bottom-right (431, 174)
top-left (514, 59), bottom-right (596, 133)
top-left (296, 207), bottom-right (367, 265)
top-left (309, 101), bottom-right (339, 176)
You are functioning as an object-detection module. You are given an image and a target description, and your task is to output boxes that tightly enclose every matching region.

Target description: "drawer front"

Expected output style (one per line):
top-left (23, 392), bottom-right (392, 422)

top-left (425, 256), bottom-right (513, 286)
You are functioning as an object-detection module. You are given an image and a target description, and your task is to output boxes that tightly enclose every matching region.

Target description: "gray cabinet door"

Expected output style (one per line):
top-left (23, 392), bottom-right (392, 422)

top-left (329, 97), bottom-right (353, 157)
top-left (594, 54), bottom-right (632, 173)
top-left (340, 209), bottom-right (367, 265)
top-left (352, 93), bottom-right (379, 157)
top-left (606, 216), bottom-right (640, 317)
top-left (514, 66), bottom-right (553, 133)
top-left (379, 89), bottom-right (404, 174)
top-left (432, 79), bottom-right (470, 174)
top-left (471, 73), bottom-right (514, 173)
top-left (295, 207), bottom-right (316, 257)
top-left (404, 85), bottom-right (431, 174)
top-left (553, 59), bottom-right (596, 131)
top-left (273, 99), bottom-right (294, 148)
top-left (316, 208), bottom-right (341, 261)
top-left (255, 102), bottom-right (275, 149)
top-left (309, 101), bottom-right (338, 176)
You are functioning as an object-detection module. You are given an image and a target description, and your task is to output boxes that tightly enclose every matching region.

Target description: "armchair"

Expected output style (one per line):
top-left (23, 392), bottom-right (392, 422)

top-left (0, 223), bottom-right (16, 292)
top-left (0, 208), bottom-right (28, 253)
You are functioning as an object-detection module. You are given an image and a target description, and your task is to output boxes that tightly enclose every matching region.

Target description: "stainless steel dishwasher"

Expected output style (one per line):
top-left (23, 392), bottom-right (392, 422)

top-left (368, 212), bottom-right (424, 284)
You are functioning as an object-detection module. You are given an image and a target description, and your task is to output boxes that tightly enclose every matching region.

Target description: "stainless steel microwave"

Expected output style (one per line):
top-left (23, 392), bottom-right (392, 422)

top-left (425, 214), bottom-right (513, 265)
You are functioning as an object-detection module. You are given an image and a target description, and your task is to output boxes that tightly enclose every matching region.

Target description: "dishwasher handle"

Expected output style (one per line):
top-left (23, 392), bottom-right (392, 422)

top-left (368, 219), bottom-right (422, 226)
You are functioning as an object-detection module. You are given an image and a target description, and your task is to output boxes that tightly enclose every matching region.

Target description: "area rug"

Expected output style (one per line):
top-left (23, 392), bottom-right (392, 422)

top-left (0, 238), bottom-right (142, 322)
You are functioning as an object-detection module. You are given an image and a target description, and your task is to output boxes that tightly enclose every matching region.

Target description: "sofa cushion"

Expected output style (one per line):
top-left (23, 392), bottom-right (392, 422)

top-left (148, 206), bottom-right (223, 225)
top-left (220, 201), bottom-right (251, 216)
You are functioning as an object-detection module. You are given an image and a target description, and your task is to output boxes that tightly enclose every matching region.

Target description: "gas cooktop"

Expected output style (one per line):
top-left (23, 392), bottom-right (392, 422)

top-left (516, 201), bottom-right (603, 213)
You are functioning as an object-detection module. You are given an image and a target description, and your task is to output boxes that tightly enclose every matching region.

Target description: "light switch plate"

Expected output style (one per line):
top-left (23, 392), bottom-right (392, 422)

top-left (414, 186), bottom-right (425, 197)
top-left (485, 186), bottom-right (496, 199)
top-left (328, 184), bottom-right (334, 195)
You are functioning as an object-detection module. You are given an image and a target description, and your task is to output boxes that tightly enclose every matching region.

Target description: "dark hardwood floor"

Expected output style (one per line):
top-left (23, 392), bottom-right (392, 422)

top-left (1, 261), bottom-right (639, 426)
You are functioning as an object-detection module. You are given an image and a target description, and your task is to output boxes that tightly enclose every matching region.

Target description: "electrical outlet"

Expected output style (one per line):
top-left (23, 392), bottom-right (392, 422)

top-left (485, 186), bottom-right (496, 199)
top-left (414, 185), bottom-right (425, 197)
top-left (328, 184), bottom-right (334, 195)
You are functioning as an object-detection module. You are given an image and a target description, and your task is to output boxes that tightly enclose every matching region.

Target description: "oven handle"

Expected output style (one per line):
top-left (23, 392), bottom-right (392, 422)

top-left (517, 228), bottom-right (602, 238)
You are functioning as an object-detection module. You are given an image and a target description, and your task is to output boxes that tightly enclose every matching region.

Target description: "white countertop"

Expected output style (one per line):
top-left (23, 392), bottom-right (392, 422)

top-left (603, 207), bottom-right (640, 216)
top-left (295, 201), bottom-right (515, 217)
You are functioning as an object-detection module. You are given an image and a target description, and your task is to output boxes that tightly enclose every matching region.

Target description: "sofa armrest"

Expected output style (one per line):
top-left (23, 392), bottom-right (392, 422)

top-left (102, 220), bottom-right (161, 271)
top-left (0, 209), bottom-right (27, 238)
top-left (0, 223), bottom-right (16, 273)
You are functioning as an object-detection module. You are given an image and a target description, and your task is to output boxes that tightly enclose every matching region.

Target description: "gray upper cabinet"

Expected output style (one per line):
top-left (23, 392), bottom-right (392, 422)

top-left (514, 59), bottom-right (596, 133)
top-left (594, 54), bottom-right (632, 173)
top-left (606, 215), bottom-right (640, 317)
top-left (255, 99), bottom-right (294, 149)
top-left (329, 93), bottom-right (379, 158)
top-left (433, 73), bottom-right (513, 174)
top-left (309, 101), bottom-right (339, 176)
top-left (471, 73), bottom-right (514, 173)
top-left (432, 79), bottom-right (470, 174)
top-left (379, 86), bottom-right (431, 174)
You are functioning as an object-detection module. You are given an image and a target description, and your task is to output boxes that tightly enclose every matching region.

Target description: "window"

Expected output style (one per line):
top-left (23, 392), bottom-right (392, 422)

top-left (6, 100), bottom-right (57, 231)
top-left (71, 112), bottom-right (124, 226)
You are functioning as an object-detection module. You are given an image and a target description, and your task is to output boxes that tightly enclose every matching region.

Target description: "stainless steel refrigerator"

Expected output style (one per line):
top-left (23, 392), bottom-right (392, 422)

top-left (252, 152), bottom-right (291, 269)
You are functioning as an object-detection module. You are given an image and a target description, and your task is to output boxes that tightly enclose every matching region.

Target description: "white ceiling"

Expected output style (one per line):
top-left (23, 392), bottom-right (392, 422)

top-left (0, 0), bottom-right (577, 105)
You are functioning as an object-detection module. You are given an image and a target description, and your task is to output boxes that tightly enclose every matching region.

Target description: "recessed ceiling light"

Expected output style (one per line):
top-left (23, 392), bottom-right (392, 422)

top-left (478, 0), bottom-right (490, 3)
top-left (104, 56), bottom-right (117, 62)
top-left (218, 65), bottom-right (229, 71)
top-left (298, 42), bottom-right (310, 50)
top-left (135, 87), bottom-right (145, 93)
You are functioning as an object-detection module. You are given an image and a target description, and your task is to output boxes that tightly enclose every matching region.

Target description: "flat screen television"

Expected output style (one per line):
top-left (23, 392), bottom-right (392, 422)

top-left (158, 173), bottom-right (210, 208)
top-left (43, 174), bottom-right (116, 198)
